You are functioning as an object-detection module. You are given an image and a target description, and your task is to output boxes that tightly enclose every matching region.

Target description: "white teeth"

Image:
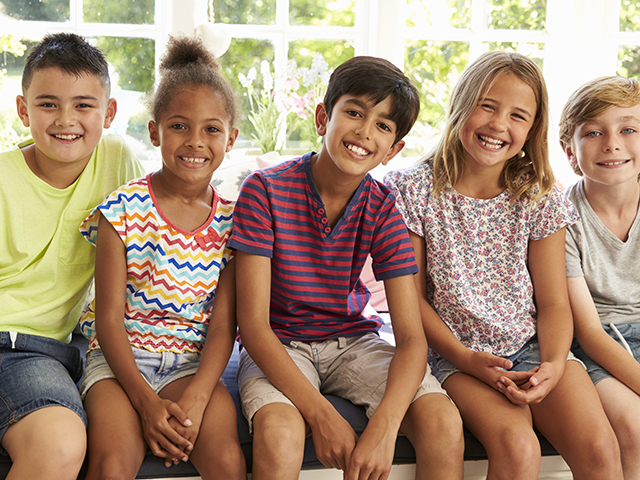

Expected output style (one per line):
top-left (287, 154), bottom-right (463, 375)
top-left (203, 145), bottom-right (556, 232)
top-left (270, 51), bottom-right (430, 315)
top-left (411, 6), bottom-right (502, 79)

top-left (478, 135), bottom-right (504, 150)
top-left (346, 143), bottom-right (369, 156)
top-left (55, 134), bottom-right (80, 140)
top-left (599, 160), bottom-right (628, 166)
top-left (182, 157), bottom-right (206, 164)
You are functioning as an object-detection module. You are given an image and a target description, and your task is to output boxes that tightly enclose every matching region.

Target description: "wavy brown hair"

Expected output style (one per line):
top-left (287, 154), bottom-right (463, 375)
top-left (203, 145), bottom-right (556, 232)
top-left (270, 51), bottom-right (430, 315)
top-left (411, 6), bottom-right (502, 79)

top-left (428, 50), bottom-right (553, 202)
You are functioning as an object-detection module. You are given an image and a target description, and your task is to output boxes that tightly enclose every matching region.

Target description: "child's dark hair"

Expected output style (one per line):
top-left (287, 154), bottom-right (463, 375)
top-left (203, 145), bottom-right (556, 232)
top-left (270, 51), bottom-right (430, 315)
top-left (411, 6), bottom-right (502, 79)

top-left (22, 32), bottom-right (110, 96)
top-left (148, 35), bottom-right (238, 128)
top-left (322, 56), bottom-right (420, 145)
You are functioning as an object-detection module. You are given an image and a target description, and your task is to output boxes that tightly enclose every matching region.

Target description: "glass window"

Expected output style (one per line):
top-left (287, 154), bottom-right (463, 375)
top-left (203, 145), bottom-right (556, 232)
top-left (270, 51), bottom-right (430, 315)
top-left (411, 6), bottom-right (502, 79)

top-left (405, 0), bottom-right (470, 29)
top-left (488, 0), bottom-right (546, 31)
top-left (0, 0), bottom-right (70, 22)
top-left (211, 0), bottom-right (275, 25)
top-left (289, 0), bottom-right (356, 27)
top-left (84, 0), bottom-right (154, 24)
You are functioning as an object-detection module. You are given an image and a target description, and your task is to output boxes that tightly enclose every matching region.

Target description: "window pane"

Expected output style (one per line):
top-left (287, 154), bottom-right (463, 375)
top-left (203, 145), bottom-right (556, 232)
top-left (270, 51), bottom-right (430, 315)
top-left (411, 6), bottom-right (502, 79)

top-left (290, 0), bottom-right (355, 27)
top-left (405, 40), bottom-right (469, 128)
top-left (620, 1), bottom-right (640, 32)
top-left (0, 0), bottom-right (69, 22)
top-left (94, 37), bottom-right (155, 91)
top-left (211, 0), bottom-right (275, 25)
top-left (220, 38), bottom-right (275, 148)
top-left (618, 45), bottom-right (640, 77)
top-left (288, 39), bottom-right (354, 69)
top-left (483, 42), bottom-right (545, 68)
top-left (84, 0), bottom-right (154, 24)
top-left (489, 0), bottom-right (546, 31)
top-left (405, 0), bottom-right (470, 29)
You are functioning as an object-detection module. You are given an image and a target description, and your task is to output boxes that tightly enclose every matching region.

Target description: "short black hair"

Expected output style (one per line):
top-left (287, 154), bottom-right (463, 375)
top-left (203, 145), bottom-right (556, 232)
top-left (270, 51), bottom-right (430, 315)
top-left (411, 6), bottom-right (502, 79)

top-left (22, 32), bottom-right (110, 96)
top-left (322, 56), bottom-right (420, 144)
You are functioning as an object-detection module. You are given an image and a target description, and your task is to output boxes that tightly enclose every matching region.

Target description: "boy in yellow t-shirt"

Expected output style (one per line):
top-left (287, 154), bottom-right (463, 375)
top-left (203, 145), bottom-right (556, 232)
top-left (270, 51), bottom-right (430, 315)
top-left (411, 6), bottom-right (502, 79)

top-left (0, 33), bottom-right (143, 479)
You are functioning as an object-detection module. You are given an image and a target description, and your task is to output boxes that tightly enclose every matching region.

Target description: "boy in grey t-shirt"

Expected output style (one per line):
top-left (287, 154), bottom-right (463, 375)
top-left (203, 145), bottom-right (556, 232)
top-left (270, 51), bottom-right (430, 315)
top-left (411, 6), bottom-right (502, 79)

top-left (560, 76), bottom-right (640, 478)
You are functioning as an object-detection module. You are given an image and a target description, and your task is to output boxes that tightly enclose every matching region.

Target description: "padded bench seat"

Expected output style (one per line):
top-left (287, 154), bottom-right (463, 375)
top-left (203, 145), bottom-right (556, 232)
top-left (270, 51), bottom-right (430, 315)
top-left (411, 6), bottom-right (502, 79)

top-left (0, 336), bottom-right (561, 479)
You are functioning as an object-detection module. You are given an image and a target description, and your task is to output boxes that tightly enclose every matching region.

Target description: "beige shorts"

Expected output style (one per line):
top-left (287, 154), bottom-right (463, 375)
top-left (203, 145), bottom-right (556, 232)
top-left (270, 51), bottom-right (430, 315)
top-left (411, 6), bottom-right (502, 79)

top-left (237, 332), bottom-right (447, 431)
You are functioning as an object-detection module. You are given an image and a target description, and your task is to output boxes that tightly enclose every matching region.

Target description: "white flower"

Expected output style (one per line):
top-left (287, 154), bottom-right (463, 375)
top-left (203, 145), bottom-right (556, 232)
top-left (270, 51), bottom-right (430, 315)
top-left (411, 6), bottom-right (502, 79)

top-left (260, 60), bottom-right (273, 92)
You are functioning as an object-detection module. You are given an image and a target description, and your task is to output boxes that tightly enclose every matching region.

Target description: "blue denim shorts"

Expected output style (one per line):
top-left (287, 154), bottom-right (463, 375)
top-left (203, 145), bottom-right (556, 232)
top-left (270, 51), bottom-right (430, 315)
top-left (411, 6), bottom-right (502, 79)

top-left (572, 323), bottom-right (640, 385)
top-left (79, 346), bottom-right (201, 399)
top-left (0, 332), bottom-right (86, 451)
top-left (430, 337), bottom-right (584, 384)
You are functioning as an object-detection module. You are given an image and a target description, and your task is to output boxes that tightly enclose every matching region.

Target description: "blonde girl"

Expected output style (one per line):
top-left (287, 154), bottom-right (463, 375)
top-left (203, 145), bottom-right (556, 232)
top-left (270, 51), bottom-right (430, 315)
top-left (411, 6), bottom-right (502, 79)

top-left (385, 50), bottom-right (622, 480)
top-left (77, 36), bottom-right (245, 480)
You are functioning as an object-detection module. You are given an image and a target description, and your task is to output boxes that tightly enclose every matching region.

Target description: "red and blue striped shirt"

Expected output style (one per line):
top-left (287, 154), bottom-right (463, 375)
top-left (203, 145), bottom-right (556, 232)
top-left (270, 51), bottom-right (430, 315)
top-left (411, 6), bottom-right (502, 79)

top-left (228, 153), bottom-right (418, 343)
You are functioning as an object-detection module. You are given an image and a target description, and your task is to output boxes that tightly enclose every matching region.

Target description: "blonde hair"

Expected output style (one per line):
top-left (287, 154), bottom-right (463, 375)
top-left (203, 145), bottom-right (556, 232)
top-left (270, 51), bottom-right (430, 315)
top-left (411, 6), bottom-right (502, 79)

top-left (558, 76), bottom-right (640, 176)
top-left (429, 50), bottom-right (553, 202)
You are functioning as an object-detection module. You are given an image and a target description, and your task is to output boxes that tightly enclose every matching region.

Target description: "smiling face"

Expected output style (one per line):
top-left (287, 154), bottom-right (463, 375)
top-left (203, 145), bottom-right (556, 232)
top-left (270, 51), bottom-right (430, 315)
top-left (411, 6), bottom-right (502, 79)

top-left (460, 72), bottom-right (537, 175)
top-left (314, 94), bottom-right (405, 184)
top-left (148, 86), bottom-right (238, 188)
top-left (16, 66), bottom-right (116, 173)
top-left (566, 104), bottom-right (640, 188)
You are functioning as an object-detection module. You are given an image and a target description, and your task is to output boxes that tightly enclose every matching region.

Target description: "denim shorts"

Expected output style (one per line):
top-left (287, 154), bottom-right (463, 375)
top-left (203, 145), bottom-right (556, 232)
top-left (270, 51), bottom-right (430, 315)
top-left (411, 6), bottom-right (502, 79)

top-left (572, 323), bottom-right (640, 385)
top-left (238, 332), bottom-right (447, 431)
top-left (0, 332), bottom-right (86, 451)
top-left (79, 346), bottom-right (201, 399)
top-left (430, 337), bottom-right (584, 384)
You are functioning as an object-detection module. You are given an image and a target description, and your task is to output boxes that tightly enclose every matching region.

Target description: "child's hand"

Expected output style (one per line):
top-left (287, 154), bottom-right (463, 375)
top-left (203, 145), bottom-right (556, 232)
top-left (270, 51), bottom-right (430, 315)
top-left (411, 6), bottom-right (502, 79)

top-left (497, 362), bottom-right (562, 405)
top-left (344, 419), bottom-right (396, 480)
top-left (309, 410), bottom-right (358, 471)
top-left (138, 397), bottom-right (193, 462)
top-left (163, 396), bottom-right (206, 468)
top-left (462, 350), bottom-right (522, 388)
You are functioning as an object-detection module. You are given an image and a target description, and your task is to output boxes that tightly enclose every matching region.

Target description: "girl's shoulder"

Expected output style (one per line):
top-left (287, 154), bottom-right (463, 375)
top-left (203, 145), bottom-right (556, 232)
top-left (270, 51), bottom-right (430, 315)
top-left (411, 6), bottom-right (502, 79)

top-left (383, 158), bottom-right (434, 192)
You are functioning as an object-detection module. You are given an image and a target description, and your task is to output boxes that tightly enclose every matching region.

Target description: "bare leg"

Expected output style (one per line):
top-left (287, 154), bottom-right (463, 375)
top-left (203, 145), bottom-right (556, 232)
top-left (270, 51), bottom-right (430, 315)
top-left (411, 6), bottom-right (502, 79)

top-left (532, 361), bottom-right (623, 480)
top-left (160, 377), bottom-right (246, 480)
top-left (82, 379), bottom-right (148, 480)
top-left (400, 392), bottom-right (464, 480)
top-left (3, 406), bottom-right (86, 480)
top-left (595, 377), bottom-right (640, 480)
top-left (250, 403), bottom-right (306, 480)
top-left (444, 372), bottom-right (541, 480)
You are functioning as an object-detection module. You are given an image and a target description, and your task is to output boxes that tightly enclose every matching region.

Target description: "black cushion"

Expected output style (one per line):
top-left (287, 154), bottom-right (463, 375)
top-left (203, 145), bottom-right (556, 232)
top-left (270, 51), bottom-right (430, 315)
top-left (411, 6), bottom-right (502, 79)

top-left (0, 336), bottom-right (559, 479)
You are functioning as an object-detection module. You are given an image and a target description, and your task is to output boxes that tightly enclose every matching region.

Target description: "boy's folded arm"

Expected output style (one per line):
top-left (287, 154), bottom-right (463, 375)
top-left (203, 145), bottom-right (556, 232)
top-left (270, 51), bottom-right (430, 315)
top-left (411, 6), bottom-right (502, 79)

top-left (235, 250), bottom-right (358, 470)
top-left (568, 276), bottom-right (640, 395)
top-left (93, 214), bottom-right (192, 459)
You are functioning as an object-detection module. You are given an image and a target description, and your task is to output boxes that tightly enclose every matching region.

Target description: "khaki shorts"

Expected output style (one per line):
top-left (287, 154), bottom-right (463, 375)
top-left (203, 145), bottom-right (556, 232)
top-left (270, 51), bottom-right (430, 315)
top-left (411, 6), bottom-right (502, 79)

top-left (237, 332), bottom-right (447, 431)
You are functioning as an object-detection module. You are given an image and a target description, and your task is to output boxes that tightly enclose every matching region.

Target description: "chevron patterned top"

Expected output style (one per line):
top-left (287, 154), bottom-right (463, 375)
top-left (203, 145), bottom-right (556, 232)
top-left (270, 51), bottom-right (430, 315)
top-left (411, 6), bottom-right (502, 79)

top-left (79, 174), bottom-right (234, 354)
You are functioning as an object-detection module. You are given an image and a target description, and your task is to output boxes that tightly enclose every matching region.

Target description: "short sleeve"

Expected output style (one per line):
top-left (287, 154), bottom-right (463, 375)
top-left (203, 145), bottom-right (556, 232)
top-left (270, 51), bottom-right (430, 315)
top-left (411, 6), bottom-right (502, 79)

top-left (79, 186), bottom-right (129, 247)
top-left (369, 193), bottom-right (418, 281)
top-left (529, 186), bottom-right (580, 241)
top-left (383, 162), bottom-right (433, 237)
top-left (227, 171), bottom-right (275, 257)
top-left (565, 223), bottom-right (584, 277)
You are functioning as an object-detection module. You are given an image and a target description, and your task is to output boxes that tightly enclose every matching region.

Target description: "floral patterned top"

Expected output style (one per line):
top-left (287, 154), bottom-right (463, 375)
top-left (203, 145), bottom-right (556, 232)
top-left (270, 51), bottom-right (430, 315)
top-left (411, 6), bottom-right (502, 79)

top-left (384, 159), bottom-right (579, 358)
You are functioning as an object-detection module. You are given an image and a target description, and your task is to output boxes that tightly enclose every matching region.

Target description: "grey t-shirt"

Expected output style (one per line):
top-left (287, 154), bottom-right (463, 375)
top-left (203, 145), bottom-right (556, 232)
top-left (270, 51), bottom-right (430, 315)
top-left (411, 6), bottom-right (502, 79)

top-left (565, 180), bottom-right (640, 325)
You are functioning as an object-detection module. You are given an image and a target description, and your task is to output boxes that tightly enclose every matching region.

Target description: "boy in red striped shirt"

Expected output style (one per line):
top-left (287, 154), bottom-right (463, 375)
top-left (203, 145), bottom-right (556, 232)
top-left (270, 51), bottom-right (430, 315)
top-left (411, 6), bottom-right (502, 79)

top-left (229, 56), bottom-right (464, 480)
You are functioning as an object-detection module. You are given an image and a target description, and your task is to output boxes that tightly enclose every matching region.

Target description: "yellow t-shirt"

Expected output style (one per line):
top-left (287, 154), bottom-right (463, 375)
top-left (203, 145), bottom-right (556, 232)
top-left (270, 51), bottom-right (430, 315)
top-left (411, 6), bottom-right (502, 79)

top-left (0, 134), bottom-right (145, 342)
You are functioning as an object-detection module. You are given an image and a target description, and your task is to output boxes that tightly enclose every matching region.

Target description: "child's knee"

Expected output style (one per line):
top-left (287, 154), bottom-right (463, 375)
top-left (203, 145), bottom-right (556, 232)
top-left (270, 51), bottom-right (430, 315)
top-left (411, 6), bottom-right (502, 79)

top-left (252, 403), bottom-right (306, 452)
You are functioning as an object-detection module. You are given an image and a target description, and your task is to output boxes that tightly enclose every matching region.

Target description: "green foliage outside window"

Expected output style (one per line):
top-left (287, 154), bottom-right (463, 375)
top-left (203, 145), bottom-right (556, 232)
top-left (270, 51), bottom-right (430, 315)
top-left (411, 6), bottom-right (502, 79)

top-left (489, 0), bottom-right (546, 30)
top-left (0, 35), bottom-right (27, 149)
top-left (289, 0), bottom-right (355, 27)
top-left (211, 0), bottom-right (275, 24)
top-left (83, 0), bottom-right (154, 24)
top-left (0, 0), bottom-right (69, 22)
top-left (405, 0), bottom-right (470, 29)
